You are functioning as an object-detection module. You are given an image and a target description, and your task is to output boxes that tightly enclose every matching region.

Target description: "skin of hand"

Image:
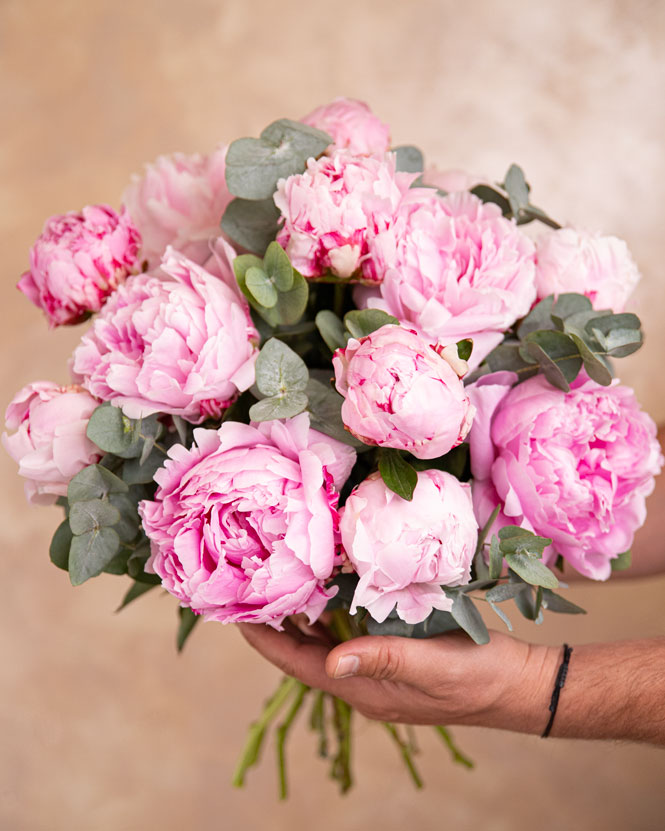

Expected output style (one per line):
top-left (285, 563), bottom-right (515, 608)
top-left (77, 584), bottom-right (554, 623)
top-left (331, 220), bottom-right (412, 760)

top-left (238, 623), bottom-right (560, 734)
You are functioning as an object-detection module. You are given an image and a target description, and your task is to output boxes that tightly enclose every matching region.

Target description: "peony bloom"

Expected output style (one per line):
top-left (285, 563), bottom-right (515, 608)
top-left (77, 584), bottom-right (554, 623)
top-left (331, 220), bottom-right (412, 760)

top-left (72, 247), bottom-right (258, 423)
top-left (357, 190), bottom-right (537, 366)
top-left (421, 167), bottom-right (483, 193)
top-left (18, 205), bottom-right (141, 327)
top-left (340, 470), bottom-right (477, 624)
top-left (122, 145), bottom-right (231, 269)
top-left (535, 227), bottom-right (641, 312)
top-left (301, 97), bottom-right (391, 157)
top-left (274, 151), bottom-right (416, 280)
top-left (2, 382), bottom-right (101, 505)
top-left (139, 414), bottom-right (357, 628)
top-left (468, 372), bottom-right (663, 580)
top-left (333, 324), bottom-right (475, 458)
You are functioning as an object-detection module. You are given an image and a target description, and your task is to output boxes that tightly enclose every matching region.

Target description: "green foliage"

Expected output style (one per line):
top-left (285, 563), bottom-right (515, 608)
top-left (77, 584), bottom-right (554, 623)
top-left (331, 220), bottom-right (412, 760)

top-left (250, 338), bottom-right (310, 422)
top-left (86, 404), bottom-right (163, 461)
top-left (392, 145), bottom-right (424, 174)
top-left (611, 550), bottom-right (632, 571)
top-left (177, 606), bottom-right (200, 652)
top-left (541, 589), bottom-right (587, 614)
top-left (49, 519), bottom-right (73, 571)
top-left (471, 163), bottom-right (561, 229)
top-left (69, 527), bottom-right (121, 586)
top-left (315, 310), bottom-right (348, 352)
top-left (68, 464), bottom-right (128, 503)
top-left (116, 580), bottom-right (158, 612)
top-left (443, 590), bottom-right (490, 645)
top-left (225, 119), bottom-right (332, 201)
top-left (221, 197), bottom-right (281, 255)
top-left (306, 378), bottom-right (364, 448)
top-left (344, 309), bottom-right (398, 339)
top-left (456, 339), bottom-right (473, 361)
top-left (69, 499), bottom-right (121, 535)
top-left (234, 244), bottom-right (309, 327)
top-left (379, 450), bottom-right (418, 501)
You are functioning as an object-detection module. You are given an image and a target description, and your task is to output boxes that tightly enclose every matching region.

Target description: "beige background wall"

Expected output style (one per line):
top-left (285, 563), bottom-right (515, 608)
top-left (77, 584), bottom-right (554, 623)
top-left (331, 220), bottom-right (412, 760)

top-left (1, 1), bottom-right (665, 829)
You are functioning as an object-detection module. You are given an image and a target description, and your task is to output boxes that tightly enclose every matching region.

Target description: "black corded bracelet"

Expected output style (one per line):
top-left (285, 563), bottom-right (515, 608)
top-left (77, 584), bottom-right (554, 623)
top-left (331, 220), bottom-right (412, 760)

top-left (541, 643), bottom-right (573, 738)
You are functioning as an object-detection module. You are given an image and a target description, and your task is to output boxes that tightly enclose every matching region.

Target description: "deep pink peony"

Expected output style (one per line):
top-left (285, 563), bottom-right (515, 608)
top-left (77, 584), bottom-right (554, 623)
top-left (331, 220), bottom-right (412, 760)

top-left (468, 373), bottom-right (663, 580)
top-left (535, 227), bottom-right (641, 312)
top-left (274, 151), bottom-right (416, 280)
top-left (72, 247), bottom-right (258, 423)
top-left (340, 470), bottom-right (477, 624)
top-left (333, 324), bottom-right (474, 458)
top-left (18, 205), bottom-right (141, 327)
top-left (2, 382), bottom-right (101, 505)
top-left (301, 98), bottom-right (391, 157)
top-left (139, 414), bottom-right (357, 627)
top-left (357, 190), bottom-right (537, 366)
top-left (123, 146), bottom-right (231, 269)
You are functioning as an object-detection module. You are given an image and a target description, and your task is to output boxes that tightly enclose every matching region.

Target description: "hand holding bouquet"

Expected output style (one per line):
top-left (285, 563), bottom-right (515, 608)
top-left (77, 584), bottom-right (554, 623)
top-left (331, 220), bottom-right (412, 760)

top-left (5, 97), bottom-right (661, 795)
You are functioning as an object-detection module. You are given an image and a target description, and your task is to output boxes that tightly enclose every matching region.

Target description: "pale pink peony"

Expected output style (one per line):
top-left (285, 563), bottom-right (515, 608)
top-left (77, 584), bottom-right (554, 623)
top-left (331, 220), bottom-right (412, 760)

top-left (72, 247), bottom-right (258, 423)
top-left (535, 227), bottom-right (641, 312)
top-left (357, 190), bottom-right (537, 366)
top-left (123, 146), bottom-right (231, 269)
top-left (139, 413), bottom-right (357, 628)
top-left (2, 382), bottom-right (102, 505)
top-left (18, 205), bottom-right (141, 327)
top-left (340, 470), bottom-right (477, 624)
top-left (301, 97), bottom-right (391, 157)
top-left (422, 167), bottom-right (483, 193)
top-left (274, 151), bottom-right (416, 280)
top-left (468, 373), bottom-right (663, 580)
top-left (333, 324), bottom-right (474, 459)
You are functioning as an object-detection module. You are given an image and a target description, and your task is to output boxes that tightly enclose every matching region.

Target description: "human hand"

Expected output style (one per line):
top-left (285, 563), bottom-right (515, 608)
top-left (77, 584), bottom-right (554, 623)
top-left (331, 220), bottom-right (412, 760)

top-left (238, 623), bottom-right (560, 733)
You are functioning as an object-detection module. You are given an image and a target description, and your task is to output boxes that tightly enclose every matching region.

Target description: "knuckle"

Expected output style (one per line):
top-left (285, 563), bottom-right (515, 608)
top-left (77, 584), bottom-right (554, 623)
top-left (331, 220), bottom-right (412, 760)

top-left (371, 643), bottom-right (402, 681)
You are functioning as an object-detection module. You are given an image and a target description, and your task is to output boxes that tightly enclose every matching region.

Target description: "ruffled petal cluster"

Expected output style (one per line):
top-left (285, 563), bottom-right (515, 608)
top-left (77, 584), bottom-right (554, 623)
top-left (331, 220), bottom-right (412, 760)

top-left (2, 382), bottom-right (101, 504)
top-left (18, 205), bottom-right (141, 327)
top-left (333, 324), bottom-right (474, 458)
top-left (301, 97), bottom-right (391, 157)
top-left (72, 247), bottom-right (258, 423)
top-left (139, 414), bottom-right (356, 627)
top-left (535, 227), bottom-right (641, 312)
top-left (340, 471), bottom-right (477, 624)
top-left (468, 373), bottom-right (663, 580)
top-left (123, 145), bottom-right (231, 269)
top-left (274, 151), bottom-right (416, 280)
top-left (358, 190), bottom-right (537, 365)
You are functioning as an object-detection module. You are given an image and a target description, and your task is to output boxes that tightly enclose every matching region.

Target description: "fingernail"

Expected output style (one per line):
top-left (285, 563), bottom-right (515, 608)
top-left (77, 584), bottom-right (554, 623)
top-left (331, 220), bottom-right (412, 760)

top-left (333, 655), bottom-right (360, 679)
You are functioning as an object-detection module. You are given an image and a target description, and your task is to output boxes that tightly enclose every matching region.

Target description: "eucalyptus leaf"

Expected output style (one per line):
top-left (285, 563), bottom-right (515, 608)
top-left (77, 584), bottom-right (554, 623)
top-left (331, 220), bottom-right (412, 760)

top-left (109, 492), bottom-right (141, 543)
top-left (221, 197), bottom-right (281, 255)
top-left (86, 403), bottom-right (140, 457)
top-left (324, 573), bottom-right (359, 611)
top-left (522, 330), bottom-right (582, 391)
top-left (315, 310), bottom-right (348, 352)
top-left (127, 543), bottom-right (162, 585)
top-left (517, 296), bottom-right (555, 339)
top-left (253, 272), bottom-right (309, 327)
top-left (68, 464), bottom-right (128, 503)
top-left (503, 164), bottom-right (530, 216)
top-left (488, 601), bottom-right (513, 631)
top-left (116, 580), bottom-right (158, 612)
top-left (411, 609), bottom-right (460, 638)
top-left (177, 606), bottom-right (200, 652)
top-left (254, 338), bottom-right (309, 396)
top-left (541, 589), bottom-right (587, 614)
top-left (263, 242), bottom-right (294, 291)
top-left (485, 582), bottom-right (527, 603)
top-left (366, 615), bottom-right (415, 637)
top-left (498, 526), bottom-right (552, 556)
top-left (445, 591), bottom-right (490, 645)
top-left (590, 316), bottom-right (643, 357)
top-left (550, 292), bottom-right (593, 324)
top-left (489, 534), bottom-right (502, 580)
top-left (470, 185), bottom-right (511, 216)
top-left (393, 145), bottom-right (424, 174)
top-left (504, 553), bottom-right (559, 589)
top-left (69, 499), bottom-right (121, 535)
top-left (306, 378), bottom-right (363, 447)
top-left (485, 341), bottom-right (538, 378)
top-left (246, 266), bottom-right (278, 308)
top-left (344, 309), bottom-right (398, 339)
top-left (512, 581), bottom-right (537, 620)
top-left (50, 519), bottom-right (73, 571)
top-left (249, 392), bottom-right (309, 422)
top-left (379, 450), bottom-right (418, 501)
top-left (69, 527), bottom-right (121, 586)
top-left (122, 447), bottom-right (168, 485)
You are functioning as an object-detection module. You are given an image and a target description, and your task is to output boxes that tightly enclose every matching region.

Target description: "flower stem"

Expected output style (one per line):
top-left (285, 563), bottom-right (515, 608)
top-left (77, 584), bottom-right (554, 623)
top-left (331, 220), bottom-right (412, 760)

top-left (433, 725), bottom-right (474, 769)
top-left (231, 675), bottom-right (298, 788)
top-left (309, 689), bottom-right (329, 757)
top-left (331, 696), bottom-right (353, 793)
top-left (334, 282), bottom-right (347, 319)
top-left (383, 722), bottom-right (424, 789)
top-left (276, 682), bottom-right (309, 800)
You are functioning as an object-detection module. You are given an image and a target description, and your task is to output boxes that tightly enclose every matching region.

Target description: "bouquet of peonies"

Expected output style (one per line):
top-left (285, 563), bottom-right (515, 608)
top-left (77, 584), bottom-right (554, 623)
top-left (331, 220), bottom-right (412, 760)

top-left (5, 98), bottom-right (662, 796)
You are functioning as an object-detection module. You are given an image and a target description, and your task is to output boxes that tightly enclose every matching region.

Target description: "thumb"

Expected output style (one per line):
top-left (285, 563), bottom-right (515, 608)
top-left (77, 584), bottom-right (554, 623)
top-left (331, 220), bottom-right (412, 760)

top-left (325, 635), bottom-right (438, 686)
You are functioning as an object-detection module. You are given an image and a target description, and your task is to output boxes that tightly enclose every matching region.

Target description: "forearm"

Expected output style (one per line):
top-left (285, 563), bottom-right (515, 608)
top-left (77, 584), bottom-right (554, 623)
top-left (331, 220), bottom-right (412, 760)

top-left (482, 638), bottom-right (665, 744)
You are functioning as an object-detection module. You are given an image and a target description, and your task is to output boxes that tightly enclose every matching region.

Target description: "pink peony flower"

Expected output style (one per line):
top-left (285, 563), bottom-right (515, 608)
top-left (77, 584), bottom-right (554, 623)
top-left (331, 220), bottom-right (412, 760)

top-left (122, 145), bottom-right (231, 269)
top-left (301, 97), bottom-right (391, 157)
top-left (535, 227), bottom-right (641, 312)
top-left (274, 151), bottom-right (416, 280)
top-left (72, 247), bottom-right (258, 423)
top-left (340, 470), bottom-right (477, 624)
top-left (2, 382), bottom-right (101, 505)
top-left (18, 205), bottom-right (141, 327)
top-left (421, 167), bottom-right (483, 193)
top-left (139, 413), bottom-right (357, 628)
top-left (333, 324), bottom-right (475, 458)
top-left (357, 190), bottom-right (537, 366)
top-left (468, 373), bottom-right (663, 580)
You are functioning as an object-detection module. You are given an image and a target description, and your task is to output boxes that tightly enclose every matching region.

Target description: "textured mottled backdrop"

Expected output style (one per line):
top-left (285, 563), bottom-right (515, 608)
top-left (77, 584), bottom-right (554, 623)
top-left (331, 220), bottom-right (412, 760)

top-left (1, 1), bottom-right (664, 829)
